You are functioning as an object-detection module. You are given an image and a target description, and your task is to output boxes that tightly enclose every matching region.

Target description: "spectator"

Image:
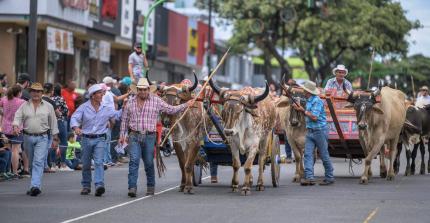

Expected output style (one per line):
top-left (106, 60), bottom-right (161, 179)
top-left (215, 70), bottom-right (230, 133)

top-left (83, 78), bottom-right (97, 102)
top-left (0, 73), bottom-right (8, 95)
top-left (128, 42), bottom-right (149, 83)
top-left (52, 84), bottom-right (69, 169)
top-left (65, 132), bottom-right (82, 170)
top-left (0, 136), bottom-right (12, 181)
top-left (16, 73), bottom-right (31, 101)
top-left (0, 85), bottom-right (27, 178)
top-left (42, 83), bottom-right (61, 172)
top-left (61, 80), bottom-right (78, 120)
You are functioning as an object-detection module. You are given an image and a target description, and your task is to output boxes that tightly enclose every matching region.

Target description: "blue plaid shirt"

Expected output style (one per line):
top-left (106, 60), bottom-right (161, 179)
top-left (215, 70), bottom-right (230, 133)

top-left (305, 95), bottom-right (327, 129)
top-left (324, 78), bottom-right (353, 95)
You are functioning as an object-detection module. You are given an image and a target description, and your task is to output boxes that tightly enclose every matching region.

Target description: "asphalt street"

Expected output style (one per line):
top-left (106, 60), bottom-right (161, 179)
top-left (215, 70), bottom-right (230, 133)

top-left (1, 148), bottom-right (429, 223)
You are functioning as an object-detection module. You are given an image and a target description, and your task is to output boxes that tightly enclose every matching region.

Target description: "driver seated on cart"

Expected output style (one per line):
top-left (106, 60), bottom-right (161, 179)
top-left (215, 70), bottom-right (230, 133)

top-left (324, 64), bottom-right (353, 96)
top-left (292, 80), bottom-right (335, 186)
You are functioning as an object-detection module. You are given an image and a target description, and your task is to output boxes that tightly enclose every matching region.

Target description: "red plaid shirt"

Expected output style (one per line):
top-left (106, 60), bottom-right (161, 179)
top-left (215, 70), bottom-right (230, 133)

top-left (120, 94), bottom-right (187, 137)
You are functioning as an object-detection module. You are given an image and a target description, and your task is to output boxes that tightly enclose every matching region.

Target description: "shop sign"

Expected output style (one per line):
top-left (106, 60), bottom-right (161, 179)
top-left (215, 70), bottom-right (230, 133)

top-left (47, 26), bottom-right (74, 55)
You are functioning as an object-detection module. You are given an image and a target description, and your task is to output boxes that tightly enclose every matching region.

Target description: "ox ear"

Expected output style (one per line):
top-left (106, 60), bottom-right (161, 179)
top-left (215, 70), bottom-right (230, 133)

top-left (372, 104), bottom-right (384, 115)
top-left (276, 96), bottom-right (290, 108)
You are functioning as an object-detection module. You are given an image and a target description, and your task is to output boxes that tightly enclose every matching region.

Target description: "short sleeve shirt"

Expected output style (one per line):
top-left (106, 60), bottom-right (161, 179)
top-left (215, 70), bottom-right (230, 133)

top-left (128, 52), bottom-right (145, 79)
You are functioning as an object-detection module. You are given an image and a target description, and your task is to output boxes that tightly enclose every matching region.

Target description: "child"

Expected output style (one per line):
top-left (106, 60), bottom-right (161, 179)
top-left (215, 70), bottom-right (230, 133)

top-left (65, 132), bottom-right (82, 170)
top-left (0, 134), bottom-right (12, 180)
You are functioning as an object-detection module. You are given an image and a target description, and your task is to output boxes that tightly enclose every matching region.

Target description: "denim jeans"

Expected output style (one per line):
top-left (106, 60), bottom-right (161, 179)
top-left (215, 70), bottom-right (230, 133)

top-left (23, 134), bottom-right (49, 189)
top-left (104, 129), bottom-right (112, 164)
top-left (304, 128), bottom-right (334, 181)
top-left (210, 162), bottom-right (218, 177)
top-left (284, 134), bottom-right (293, 159)
top-left (81, 137), bottom-right (106, 188)
top-left (128, 133), bottom-right (156, 189)
top-left (65, 158), bottom-right (80, 170)
top-left (58, 119), bottom-right (68, 163)
top-left (0, 150), bottom-right (11, 173)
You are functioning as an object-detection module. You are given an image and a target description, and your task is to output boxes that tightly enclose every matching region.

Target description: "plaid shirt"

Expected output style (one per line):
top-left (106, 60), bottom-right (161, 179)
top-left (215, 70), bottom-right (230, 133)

top-left (0, 96), bottom-right (25, 135)
top-left (305, 95), bottom-right (327, 129)
top-left (324, 78), bottom-right (353, 95)
top-left (120, 94), bottom-right (187, 137)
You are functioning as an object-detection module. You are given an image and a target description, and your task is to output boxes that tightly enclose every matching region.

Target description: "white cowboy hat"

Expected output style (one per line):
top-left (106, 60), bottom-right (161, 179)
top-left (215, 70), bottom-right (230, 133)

top-left (301, 80), bottom-right (320, 95)
top-left (135, 78), bottom-right (157, 93)
top-left (88, 84), bottom-right (104, 96)
top-left (332, 64), bottom-right (348, 76)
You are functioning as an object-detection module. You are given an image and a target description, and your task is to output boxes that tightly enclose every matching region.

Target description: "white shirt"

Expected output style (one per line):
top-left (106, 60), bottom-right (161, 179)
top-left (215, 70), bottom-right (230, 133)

top-left (416, 95), bottom-right (430, 108)
top-left (102, 90), bottom-right (115, 109)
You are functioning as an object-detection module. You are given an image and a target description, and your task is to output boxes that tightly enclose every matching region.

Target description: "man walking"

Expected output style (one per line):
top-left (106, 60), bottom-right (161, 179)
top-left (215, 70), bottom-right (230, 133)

top-left (13, 83), bottom-right (59, 196)
top-left (292, 81), bottom-right (334, 186)
top-left (71, 84), bottom-right (121, 197)
top-left (119, 78), bottom-right (193, 197)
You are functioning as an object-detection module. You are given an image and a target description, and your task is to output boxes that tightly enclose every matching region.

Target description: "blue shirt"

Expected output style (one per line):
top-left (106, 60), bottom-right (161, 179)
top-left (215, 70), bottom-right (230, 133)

top-left (324, 77), bottom-right (353, 95)
top-left (70, 101), bottom-right (122, 135)
top-left (305, 95), bottom-right (327, 129)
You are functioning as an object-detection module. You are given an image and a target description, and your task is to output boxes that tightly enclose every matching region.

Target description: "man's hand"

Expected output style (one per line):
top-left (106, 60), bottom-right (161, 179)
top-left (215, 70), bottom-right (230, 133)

top-left (12, 126), bottom-right (21, 135)
top-left (74, 127), bottom-right (82, 135)
top-left (292, 103), bottom-right (305, 112)
top-left (186, 99), bottom-right (195, 107)
top-left (119, 136), bottom-right (128, 145)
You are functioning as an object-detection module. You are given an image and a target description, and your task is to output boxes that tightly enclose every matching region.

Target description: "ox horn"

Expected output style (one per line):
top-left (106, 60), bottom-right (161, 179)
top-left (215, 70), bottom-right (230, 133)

top-left (371, 88), bottom-right (380, 98)
top-left (281, 74), bottom-right (293, 95)
top-left (187, 71), bottom-right (198, 92)
top-left (147, 70), bottom-right (154, 85)
top-left (209, 77), bottom-right (222, 95)
top-left (250, 81), bottom-right (270, 104)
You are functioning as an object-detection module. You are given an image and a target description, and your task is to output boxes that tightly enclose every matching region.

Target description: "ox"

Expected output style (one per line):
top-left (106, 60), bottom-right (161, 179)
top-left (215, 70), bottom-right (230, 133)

top-left (209, 78), bottom-right (276, 195)
top-left (395, 105), bottom-right (430, 175)
top-left (148, 73), bottom-right (208, 194)
top-left (346, 87), bottom-right (406, 184)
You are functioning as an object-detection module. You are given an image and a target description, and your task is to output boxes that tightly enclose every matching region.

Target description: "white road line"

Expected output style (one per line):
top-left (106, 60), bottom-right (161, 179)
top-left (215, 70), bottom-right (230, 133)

top-left (61, 176), bottom-right (210, 223)
top-left (363, 207), bottom-right (379, 223)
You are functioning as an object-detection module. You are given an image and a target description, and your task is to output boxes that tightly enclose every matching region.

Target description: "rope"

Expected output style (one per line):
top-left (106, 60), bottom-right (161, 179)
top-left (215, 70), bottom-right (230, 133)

top-left (160, 47), bottom-right (231, 147)
top-left (170, 118), bottom-right (204, 143)
top-left (202, 105), bottom-right (224, 145)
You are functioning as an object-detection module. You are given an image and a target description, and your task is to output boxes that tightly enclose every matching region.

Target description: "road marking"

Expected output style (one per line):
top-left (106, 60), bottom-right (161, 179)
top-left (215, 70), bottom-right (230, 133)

top-left (363, 207), bottom-right (379, 223)
top-left (61, 176), bottom-right (210, 223)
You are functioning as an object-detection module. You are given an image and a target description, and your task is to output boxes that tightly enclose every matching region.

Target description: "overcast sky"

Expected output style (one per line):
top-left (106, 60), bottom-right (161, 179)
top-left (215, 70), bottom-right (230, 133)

top-left (399, 0), bottom-right (430, 56)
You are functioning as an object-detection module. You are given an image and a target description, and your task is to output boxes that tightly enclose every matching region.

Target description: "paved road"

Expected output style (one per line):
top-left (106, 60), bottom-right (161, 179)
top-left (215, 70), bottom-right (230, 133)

top-left (1, 151), bottom-right (429, 223)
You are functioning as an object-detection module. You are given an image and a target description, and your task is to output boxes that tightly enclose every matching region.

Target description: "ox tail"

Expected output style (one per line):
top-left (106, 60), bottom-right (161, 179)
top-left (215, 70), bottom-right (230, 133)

top-left (156, 145), bottom-right (167, 177)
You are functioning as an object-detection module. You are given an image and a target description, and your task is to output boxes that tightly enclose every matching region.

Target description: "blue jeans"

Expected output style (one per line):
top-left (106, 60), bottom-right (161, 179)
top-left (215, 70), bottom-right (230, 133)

top-left (23, 134), bottom-right (49, 189)
top-left (58, 119), bottom-right (68, 163)
top-left (304, 128), bottom-right (334, 181)
top-left (65, 158), bottom-right (80, 170)
top-left (81, 137), bottom-right (106, 188)
top-left (104, 129), bottom-right (112, 164)
top-left (128, 133), bottom-right (156, 189)
top-left (210, 163), bottom-right (218, 177)
top-left (284, 135), bottom-right (293, 159)
top-left (0, 150), bottom-right (11, 173)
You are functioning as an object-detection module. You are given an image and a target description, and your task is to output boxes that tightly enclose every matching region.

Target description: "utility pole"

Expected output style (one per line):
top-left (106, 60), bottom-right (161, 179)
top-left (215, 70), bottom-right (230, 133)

top-left (131, 0), bottom-right (137, 50)
top-left (207, 0), bottom-right (212, 72)
top-left (28, 0), bottom-right (38, 81)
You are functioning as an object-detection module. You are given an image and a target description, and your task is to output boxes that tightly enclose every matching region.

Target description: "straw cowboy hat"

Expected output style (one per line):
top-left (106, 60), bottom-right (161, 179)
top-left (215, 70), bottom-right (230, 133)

top-left (131, 78), bottom-right (156, 93)
top-left (332, 64), bottom-right (348, 76)
top-left (420, 86), bottom-right (429, 91)
top-left (301, 80), bottom-right (320, 95)
top-left (29, 82), bottom-right (44, 91)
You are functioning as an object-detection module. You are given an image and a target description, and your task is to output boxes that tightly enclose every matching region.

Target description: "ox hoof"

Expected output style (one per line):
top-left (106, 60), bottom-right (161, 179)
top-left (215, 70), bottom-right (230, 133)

top-left (178, 185), bottom-right (185, 192)
top-left (359, 177), bottom-right (368, 185)
top-left (380, 171), bottom-right (387, 179)
top-left (256, 184), bottom-right (265, 191)
top-left (231, 185), bottom-right (239, 193)
top-left (241, 187), bottom-right (251, 196)
top-left (386, 175), bottom-right (395, 181)
top-left (292, 175), bottom-right (301, 183)
top-left (184, 186), bottom-right (194, 195)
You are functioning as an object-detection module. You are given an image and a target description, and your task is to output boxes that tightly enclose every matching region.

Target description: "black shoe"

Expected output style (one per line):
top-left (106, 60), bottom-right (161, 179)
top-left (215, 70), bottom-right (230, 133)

top-left (20, 170), bottom-right (30, 178)
top-left (128, 188), bottom-right (137, 198)
top-left (319, 179), bottom-right (335, 186)
top-left (26, 187), bottom-right (41, 196)
top-left (103, 165), bottom-right (108, 170)
top-left (80, 188), bottom-right (91, 195)
top-left (95, 186), bottom-right (105, 197)
top-left (300, 179), bottom-right (316, 186)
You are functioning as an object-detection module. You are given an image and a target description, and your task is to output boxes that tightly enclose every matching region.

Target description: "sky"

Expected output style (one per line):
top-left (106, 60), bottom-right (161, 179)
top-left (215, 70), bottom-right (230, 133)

top-left (399, 0), bottom-right (430, 56)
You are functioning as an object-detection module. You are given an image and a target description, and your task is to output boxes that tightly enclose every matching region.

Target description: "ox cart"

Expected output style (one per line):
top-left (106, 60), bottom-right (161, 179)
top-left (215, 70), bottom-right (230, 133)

top-left (191, 93), bottom-right (282, 187)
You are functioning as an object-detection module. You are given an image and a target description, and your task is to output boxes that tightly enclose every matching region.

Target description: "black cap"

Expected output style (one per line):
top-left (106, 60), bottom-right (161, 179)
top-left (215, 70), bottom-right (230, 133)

top-left (134, 42), bottom-right (142, 48)
top-left (18, 73), bottom-right (31, 82)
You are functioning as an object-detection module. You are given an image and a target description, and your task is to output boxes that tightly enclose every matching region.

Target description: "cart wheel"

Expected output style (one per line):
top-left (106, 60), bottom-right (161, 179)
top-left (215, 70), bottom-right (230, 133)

top-left (271, 134), bottom-right (281, 187)
top-left (193, 164), bottom-right (202, 186)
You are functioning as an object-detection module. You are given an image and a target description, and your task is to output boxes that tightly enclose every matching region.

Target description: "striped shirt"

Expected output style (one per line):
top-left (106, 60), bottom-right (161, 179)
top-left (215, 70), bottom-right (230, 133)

top-left (324, 78), bottom-right (353, 95)
top-left (120, 94), bottom-right (187, 137)
top-left (305, 95), bottom-right (327, 129)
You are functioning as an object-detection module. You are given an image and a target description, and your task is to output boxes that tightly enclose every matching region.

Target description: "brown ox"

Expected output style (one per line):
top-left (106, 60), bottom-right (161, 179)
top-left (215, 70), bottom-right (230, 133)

top-left (150, 73), bottom-right (213, 194)
top-left (276, 84), bottom-right (307, 183)
top-left (346, 87), bottom-right (406, 184)
top-left (210, 79), bottom-right (275, 195)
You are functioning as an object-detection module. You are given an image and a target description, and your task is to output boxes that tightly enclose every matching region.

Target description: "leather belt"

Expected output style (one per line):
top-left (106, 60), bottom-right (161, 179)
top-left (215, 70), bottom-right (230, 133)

top-left (82, 133), bottom-right (106, 139)
top-left (129, 129), bottom-right (156, 135)
top-left (23, 131), bottom-right (48, 136)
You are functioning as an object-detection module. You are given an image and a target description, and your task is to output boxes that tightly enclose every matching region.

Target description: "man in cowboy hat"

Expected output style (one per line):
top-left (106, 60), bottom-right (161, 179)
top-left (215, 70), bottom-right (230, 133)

top-left (292, 80), bottom-right (334, 186)
top-left (12, 83), bottom-right (59, 196)
top-left (119, 78), bottom-right (193, 197)
top-left (128, 42), bottom-right (149, 83)
top-left (324, 64), bottom-right (353, 95)
top-left (70, 84), bottom-right (122, 197)
top-left (416, 85), bottom-right (430, 108)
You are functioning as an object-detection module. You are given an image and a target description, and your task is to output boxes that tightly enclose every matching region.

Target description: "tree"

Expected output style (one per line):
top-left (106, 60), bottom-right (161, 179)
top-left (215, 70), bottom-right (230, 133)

top-left (197, 0), bottom-right (419, 86)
